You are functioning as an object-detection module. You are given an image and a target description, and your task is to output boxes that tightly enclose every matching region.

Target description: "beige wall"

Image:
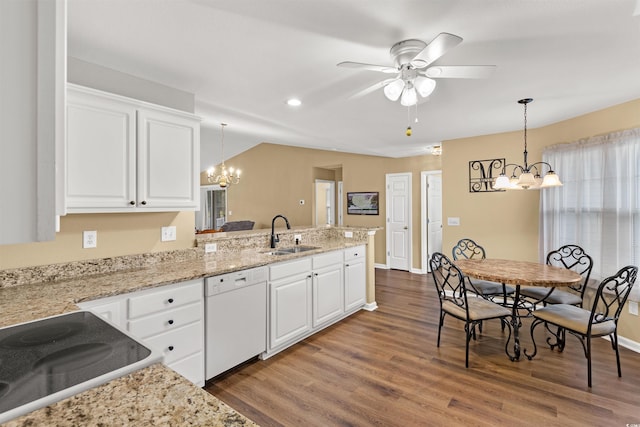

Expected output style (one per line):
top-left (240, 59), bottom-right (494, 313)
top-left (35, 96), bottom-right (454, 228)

top-left (202, 143), bottom-right (441, 269)
top-left (442, 98), bottom-right (640, 262)
top-left (0, 212), bottom-right (195, 269)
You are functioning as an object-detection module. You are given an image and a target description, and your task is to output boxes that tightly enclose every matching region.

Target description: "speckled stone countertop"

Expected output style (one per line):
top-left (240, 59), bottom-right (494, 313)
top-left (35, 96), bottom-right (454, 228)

top-left (0, 226), bottom-right (373, 426)
top-left (3, 364), bottom-right (257, 427)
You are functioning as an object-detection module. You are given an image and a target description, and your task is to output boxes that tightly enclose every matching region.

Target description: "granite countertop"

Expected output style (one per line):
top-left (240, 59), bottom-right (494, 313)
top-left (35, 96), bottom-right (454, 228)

top-left (0, 237), bottom-right (368, 425)
top-left (3, 364), bottom-right (257, 427)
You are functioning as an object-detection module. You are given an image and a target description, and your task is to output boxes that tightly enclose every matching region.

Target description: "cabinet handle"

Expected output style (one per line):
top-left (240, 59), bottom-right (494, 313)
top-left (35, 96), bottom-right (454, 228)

top-left (129, 201), bottom-right (135, 205)
top-left (346, 264), bottom-right (350, 267)
top-left (168, 298), bottom-right (174, 304)
top-left (141, 201), bottom-right (147, 205)
top-left (307, 275), bottom-right (312, 279)
top-left (168, 346), bottom-right (174, 351)
top-left (168, 319), bottom-right (174, 325)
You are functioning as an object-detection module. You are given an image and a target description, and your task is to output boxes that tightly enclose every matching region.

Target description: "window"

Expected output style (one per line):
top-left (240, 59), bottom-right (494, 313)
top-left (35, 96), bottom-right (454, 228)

top-left (539, 128), bottom-right (640, 299)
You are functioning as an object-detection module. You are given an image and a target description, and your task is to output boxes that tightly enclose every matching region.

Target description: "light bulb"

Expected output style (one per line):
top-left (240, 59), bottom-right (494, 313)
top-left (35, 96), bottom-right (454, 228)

top-left (383, 79), bottom-right (405, 101)
top-left (414, 76), bottom-right (436, 98)
top-left (400, 87), bottom-right (417, 106)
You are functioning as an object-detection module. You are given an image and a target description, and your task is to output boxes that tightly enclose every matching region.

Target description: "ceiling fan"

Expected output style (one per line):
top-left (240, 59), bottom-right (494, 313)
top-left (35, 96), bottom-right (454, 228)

top-left (337, 33), bottom-right (495, 106)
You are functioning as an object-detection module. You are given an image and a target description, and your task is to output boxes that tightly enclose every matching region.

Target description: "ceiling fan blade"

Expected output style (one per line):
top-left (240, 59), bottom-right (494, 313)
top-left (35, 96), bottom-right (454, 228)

top-left (337, 61), bottom-right (397, 74)
top-left (424, 65), bottom-right (496, 79)
top-left (349, 78), bottom-right (397, 99)
top-left (410, 32), bottom-right (463, 68)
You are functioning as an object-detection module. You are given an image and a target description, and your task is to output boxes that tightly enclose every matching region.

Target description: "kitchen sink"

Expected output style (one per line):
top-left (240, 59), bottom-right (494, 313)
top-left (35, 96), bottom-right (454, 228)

top-left (0, 311), bottom-right (162, 423)
top-left (262, 245), bottom-right (320, 256)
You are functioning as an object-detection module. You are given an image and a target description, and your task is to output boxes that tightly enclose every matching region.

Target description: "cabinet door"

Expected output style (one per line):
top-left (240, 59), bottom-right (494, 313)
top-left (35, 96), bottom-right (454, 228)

top-left (312, 264), bottom-right (344, 327)
top-left (345, 259), bottom-right (366, 312)
top-left (269, 273), bottom-right (312, 350)
top-left (137, 108), bottom-right (199, 210)
top-left (0, 0), bottom-right (63, 244)
top-left (66, 88), bottom-right (137, 210)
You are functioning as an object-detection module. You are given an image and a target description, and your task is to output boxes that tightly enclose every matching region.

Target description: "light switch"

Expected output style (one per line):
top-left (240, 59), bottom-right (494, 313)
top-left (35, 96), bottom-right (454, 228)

top-left (447, 217), bottom-right (460, 226)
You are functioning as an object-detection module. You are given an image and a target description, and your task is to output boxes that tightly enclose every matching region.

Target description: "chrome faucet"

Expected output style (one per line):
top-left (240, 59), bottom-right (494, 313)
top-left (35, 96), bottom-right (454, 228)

top-left (270, 214), bottom-right (291, 248)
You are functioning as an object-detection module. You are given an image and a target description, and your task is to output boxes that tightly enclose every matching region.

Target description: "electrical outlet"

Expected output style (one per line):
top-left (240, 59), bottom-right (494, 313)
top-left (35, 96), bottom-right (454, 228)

top-left (448, 217), bottom-right (460, 226)
top-left (629, 301), bottom-right (639, 316)
top-left (205, 243), bottom-right (217, 253)
top-left (83, 230), bottom-right (97, 248)
top-left (294, 234), bottom-right (302, 242)
top-left (161, 226), bottom-right (176, 242)
top-left (344, 231), bottom-right (353, 238)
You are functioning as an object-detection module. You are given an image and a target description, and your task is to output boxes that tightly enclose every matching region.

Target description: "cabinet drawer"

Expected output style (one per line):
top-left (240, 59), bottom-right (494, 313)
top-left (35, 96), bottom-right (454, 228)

top-left (128, 301), bottom-right (202, 339)
top-left (344, 245), bottom-right (365, 262)
top-left (270, 258), bottom-right (312, 281)
top-left (128, 279), bottom-right (202, 319)
top-left (312, 250), bottom-right (343, 269)
top-left (143, 321), bottom-right (203, 364)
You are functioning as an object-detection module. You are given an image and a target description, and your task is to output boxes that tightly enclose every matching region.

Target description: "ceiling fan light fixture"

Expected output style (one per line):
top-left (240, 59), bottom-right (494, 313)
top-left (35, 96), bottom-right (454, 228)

top-left (383, 79), bottom-right (405, 101)
top-left (400, 87), bottom-right (417, 107)
top-left (414, 76), bottom-right (436, 98)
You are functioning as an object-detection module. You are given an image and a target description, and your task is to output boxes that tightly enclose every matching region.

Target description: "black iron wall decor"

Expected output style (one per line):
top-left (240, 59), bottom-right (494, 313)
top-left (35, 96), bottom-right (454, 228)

top-left (469, 158), bottom-right (505, 193)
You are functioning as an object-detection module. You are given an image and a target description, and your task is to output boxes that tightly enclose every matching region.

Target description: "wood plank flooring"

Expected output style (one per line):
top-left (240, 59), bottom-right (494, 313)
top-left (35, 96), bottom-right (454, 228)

top-left (205, 269), bottom-right (640, 426)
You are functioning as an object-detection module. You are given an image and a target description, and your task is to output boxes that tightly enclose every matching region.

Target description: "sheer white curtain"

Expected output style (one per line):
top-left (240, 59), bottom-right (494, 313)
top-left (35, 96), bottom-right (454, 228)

top-left (539, 128), bottom-right (640, 298)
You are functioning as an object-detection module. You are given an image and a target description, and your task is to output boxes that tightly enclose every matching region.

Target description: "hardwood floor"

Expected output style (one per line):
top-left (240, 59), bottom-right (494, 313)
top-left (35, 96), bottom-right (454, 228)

top-left (205, 269), bottom-right (640, 426)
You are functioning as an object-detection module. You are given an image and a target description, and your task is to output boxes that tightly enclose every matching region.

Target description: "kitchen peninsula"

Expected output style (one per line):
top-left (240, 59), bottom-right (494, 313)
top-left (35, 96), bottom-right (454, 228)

top-left (0, 226), bottom-right (375, 425)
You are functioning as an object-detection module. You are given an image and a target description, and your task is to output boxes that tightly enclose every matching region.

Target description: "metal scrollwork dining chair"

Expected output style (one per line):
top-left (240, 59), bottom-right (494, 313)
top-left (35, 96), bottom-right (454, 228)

top-left (451, 238), bottom-right (515, 304)
top-left (430, 252), bottom-right (512, 368)
top-left (525, 265), bottom-right (638, 387)
top-left (520, 244), bottom-right (593, 307)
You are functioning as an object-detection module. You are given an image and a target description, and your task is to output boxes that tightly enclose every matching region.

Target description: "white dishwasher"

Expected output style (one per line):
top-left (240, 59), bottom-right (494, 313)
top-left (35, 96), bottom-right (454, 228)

top-left (205, 266), bottom-right (268, 380)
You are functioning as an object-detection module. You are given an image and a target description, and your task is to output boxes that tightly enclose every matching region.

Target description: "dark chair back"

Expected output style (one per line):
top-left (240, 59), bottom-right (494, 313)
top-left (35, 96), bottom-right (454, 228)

top-left (430, 252), bottom-right (469, 314)
top-left (452, 238), bottom-right (486, 260)
top-left (546, 245), bottom-right (594, 297)
top-left (220, 220), bottom-right (255, 232)
top-left (588, 265), bottom-right (638, 331)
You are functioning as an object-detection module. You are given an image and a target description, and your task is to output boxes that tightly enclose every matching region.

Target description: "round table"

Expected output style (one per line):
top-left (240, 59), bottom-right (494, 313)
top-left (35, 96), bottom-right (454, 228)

top-left (454, 258), bottom-right (582, 360)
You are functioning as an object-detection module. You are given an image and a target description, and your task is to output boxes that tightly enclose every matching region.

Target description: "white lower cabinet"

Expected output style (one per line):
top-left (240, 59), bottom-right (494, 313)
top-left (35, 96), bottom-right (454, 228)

top-left (312, 251), bottom-right (344, 327)
top-left (265, 248), bottom-right (365, 358)
top-left (344, 245), bottom-right (367, 312)
top-left (268, 258), bottom-right (313, 351)
top-left (79, 278), bottom-right (205, 386)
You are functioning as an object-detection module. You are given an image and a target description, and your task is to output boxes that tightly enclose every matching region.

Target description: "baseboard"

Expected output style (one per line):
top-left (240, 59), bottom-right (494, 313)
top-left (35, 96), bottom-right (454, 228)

top-left (411, 267), bottom-right (426, 275)
top-left (363, 302), bottom-right (378, 311)
top-left (374, 263), bottom-right (389, 269)
top-left (602, 335), bottom-right (640, 354)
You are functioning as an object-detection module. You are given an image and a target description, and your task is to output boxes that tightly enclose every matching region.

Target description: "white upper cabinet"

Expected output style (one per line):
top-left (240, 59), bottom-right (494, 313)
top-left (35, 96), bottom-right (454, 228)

top-left (65, 84), bottom-right (200, 213)
top-left (0, 0), bottom-right (66, 245)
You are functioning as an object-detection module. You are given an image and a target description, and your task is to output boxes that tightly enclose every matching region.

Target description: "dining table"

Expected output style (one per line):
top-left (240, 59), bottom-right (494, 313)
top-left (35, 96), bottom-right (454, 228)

top-left (454, 258), bottom-right (582, 361)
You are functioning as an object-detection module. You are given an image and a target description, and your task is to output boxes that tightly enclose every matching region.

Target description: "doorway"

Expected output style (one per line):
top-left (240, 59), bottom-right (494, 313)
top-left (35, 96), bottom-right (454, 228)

top-left (421, 171), bottom-right (443, 273)
top-left (196, 185), bottom-right (227, 231)
top-left (386, 173), bottom-right (412, 271)
top-left (315, 180), bottom-right (335, 226)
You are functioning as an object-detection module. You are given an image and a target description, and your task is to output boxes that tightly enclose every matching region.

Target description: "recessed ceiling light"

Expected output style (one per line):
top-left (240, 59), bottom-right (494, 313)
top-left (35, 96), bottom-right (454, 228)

top-left (287, 98), bottom-right (302, 107)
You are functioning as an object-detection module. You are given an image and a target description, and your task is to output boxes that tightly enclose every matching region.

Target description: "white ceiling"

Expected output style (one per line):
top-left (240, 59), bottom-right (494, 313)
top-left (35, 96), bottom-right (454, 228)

top-left (67, 0), bottom-right (640, 169)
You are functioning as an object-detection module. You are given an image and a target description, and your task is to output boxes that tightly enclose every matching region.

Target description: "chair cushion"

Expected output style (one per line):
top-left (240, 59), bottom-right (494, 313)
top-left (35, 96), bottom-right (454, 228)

top-left (443, 297), bottom-right (511, 321)
top-left (468, 280), bottom-right (515, 296)
top-left (532, 304), bottom-right (616, 336)
top-left (520, 287), bottom-right (582, 305)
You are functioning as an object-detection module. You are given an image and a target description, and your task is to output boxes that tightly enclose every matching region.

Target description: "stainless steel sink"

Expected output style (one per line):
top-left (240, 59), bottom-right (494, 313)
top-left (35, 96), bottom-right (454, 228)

top-left (262, 245), bottom-right (320, 256)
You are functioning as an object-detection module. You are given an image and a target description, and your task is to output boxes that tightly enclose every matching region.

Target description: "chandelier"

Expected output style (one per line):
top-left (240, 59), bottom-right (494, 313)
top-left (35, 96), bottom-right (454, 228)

top-left (493, 98), bottom-right (562, 190)
top-left (207, 123), bottom-right (240, 188)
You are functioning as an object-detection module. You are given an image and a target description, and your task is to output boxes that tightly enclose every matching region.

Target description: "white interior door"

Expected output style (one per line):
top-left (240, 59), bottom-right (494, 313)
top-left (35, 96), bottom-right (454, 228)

top-left (386, 173), bottom-right (411, 271)
top-left (427, 173), bottom-right (443, 270)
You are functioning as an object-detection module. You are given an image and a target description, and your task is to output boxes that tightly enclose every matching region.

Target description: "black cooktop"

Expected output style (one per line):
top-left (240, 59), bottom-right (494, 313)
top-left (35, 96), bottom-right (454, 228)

top-left (0, 311), bottom-right (155, 420)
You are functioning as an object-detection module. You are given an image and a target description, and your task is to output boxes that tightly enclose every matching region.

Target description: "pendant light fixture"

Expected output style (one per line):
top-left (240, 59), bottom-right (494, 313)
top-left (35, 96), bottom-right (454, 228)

top-left (493, 98), bottom-right (562, 190)
top-left (207, 123), bottom-right (241, 188)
